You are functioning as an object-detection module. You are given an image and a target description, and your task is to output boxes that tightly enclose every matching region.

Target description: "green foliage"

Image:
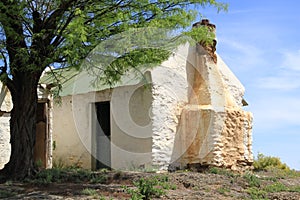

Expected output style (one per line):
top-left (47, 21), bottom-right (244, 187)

top-left (243, 172), bottom-right (261, 188)
top-left (81, 188), bottom-right (108, 199)
top-left (0, 0), bottom-right (227, 79)
top-left (264, 182), bottom-right (288, 193)
top-left (253, 153), bottom-right (290, 171)
top-left (35, 159), bottom-right (43, 169)
top-left (26, 168), bottom-right (108, 185)
top-left (0, 0), bottom-right (227, 180)
top-left (216, 186), bottom-right (230, 195)
top-left (81, 188), bottom-right (98, 196)
top-left (125, 175), bottom-right (175, 200)
top-left (208, 167), bottom-right (237, 178)
top-left (289, 186), bottom-right (300, 192)
top-left (0, 0), bottom-right (228, 93)
top-left (246, 187), bottom-right (268, 200)
top-left (52, 158), bottom-right (66, 169)
top-left (0, 190), bottom-right (17, 198)
top-left (184, 25), bottom-right (215, 45)
top-left (90, 173), bottom-right (108, 184)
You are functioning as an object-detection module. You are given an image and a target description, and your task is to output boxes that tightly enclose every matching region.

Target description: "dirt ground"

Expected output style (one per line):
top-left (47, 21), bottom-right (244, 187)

top-left (1, 169), bottom-right (300, 200)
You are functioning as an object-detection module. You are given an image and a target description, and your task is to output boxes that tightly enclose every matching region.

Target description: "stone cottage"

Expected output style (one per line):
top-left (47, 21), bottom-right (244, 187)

top-left (0, 20), bottom-right (253, 171)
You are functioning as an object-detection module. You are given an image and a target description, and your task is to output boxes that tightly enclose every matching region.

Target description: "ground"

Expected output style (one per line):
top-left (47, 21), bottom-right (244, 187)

top-left (1, 168), bottom-right (300, 199)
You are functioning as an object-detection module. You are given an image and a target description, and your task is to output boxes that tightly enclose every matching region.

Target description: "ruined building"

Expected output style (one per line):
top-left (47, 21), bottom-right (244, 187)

top-left (0, 20), bottom-right (253, 171)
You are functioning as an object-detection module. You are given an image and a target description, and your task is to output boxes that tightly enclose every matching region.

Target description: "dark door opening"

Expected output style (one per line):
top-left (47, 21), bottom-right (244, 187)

top-left (92, 101), bottom-right (111, 170)
top-left (34, 102), bottom-right (48, 168)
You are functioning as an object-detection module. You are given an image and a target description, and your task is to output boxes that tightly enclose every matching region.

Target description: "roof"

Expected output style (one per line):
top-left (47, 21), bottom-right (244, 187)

top-left (40, 67), bottom-right (150, 97)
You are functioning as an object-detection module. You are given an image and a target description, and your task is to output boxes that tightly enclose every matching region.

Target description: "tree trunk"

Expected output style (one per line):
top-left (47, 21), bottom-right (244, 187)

top-left (0, 75), bottom-right (38, 181)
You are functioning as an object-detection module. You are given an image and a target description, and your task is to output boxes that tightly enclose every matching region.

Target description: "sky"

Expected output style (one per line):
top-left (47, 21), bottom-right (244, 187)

top-left (197, 1), bottom-right (300, 169)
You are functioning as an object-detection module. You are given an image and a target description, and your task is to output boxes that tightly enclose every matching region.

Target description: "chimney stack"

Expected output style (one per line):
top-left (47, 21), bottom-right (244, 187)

top-left (193, 19), bottom-right (217, 63)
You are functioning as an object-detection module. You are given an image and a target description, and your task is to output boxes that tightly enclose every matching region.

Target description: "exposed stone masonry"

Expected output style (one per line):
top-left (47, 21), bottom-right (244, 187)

top-left (193, 19), bottom-right (217, 63)
top-left (173, 20), bottom-right (253, 171)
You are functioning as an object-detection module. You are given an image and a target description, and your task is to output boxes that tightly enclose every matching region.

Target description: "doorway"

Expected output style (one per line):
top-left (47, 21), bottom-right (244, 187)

top-left (92, 101), bottom-right (111, 170)
top-left (34, 102), bottom-right (48, 168)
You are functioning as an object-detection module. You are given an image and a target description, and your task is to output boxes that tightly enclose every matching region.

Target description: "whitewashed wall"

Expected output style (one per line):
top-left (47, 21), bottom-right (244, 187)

top-left (150, 44), bottom-right (189, 169)
top-left (52, 83), bottom-right (153, 169)
top-left (0, 83), bottom-right (12, 169)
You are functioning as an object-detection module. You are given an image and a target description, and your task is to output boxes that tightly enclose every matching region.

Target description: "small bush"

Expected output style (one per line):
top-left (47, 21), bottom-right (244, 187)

top-left (90, 173), bottom-right (108, 184)
top-left (243, 172), bottom-right (261, 188)
top-left (217, 187), bottom-right (230, 195)
top-left (81, 188), bottom-right (98, 196)
top-left (264, 182), bottom-right (288, 193)
top-left (246, 187), bottom-right (267, 200)
top-left (208, 167), bottom-right (237, 178)
top-left (253, 153), bottom-right (290, 171)
top-left (125, 175), bottom-right (174, 200)
top-left (27, 168), bottom-right (99, 185)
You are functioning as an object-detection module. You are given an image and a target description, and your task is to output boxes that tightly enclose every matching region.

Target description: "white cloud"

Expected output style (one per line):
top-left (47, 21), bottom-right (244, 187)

top-left (281, 50), bottom-right (300, 71)
top-left (251, 96), bottom-right (300, 130)
top-left (218, 38), bottom-right (266, 71)
top-left (258, 72), bottom-right (300, 90)
top-left (257, 50), bottom-right (300, 90)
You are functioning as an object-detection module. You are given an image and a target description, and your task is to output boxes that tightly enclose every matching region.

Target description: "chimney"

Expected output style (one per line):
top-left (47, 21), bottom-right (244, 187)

top-left (193, 19), bottom-right (217, 63)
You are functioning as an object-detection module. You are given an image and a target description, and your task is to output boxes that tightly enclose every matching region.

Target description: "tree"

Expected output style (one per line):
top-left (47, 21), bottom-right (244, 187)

top-left (0, 0), bottom-right (226, 180)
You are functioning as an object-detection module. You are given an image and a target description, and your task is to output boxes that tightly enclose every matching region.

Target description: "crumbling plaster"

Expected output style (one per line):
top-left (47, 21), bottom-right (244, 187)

top-left (0, 20), bottom-right (253, 171)
top-left (0, 83), bottom-right (12, 169)
top-left (169, 22), bottom-right (253, 170)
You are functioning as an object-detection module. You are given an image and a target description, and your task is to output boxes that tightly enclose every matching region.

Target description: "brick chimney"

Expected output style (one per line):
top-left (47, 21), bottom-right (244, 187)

top-left (193, 19), bottom-right (217, 63)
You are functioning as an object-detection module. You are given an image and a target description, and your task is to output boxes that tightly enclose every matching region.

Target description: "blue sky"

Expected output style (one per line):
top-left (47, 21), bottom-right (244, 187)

top-left (198, 1), bottom-right (300, 169)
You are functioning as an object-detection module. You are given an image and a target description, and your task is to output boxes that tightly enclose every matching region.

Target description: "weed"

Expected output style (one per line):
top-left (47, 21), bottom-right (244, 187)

top-left (125, 175), bottom-right (174, 200)
top-left (217, 186), bottom-right (230, 195)
top-left (82, 188), bottom-right (98, 195)
top-left (246, 187), bottom-right (267, 200)
top-left (113, 171), bottom-right (123, 180)
top-left (264, 182), bottom-right (288, 193)
top-left (157, 175), bottom-right (177, 190)
top-left (192, 186), bottom-right (199, 191)
top-left (134, 177), bottom-right (165, 199)
top-left (0, 190), bottom-right (17, 198)
top-left (52, 157), bottom-right (66, 169)
top-left (243, 172), bottom-right (261, 188)
top-left (81, 188), bottom-right (99, 198)
top-left (35, 159), bottom-right (43, 169)
top-left (265, 167), bottom-right (300, 179)
top-left (4, 180), bottom-right (13, 186)
top-left (209, 167), bottom-right (219, 174)
top-left (208, 167), bottom-right (237, 178)
top-left (289, 186), bottom-right (300, 192)
top-left (90, 173), bottom-right (108, 184)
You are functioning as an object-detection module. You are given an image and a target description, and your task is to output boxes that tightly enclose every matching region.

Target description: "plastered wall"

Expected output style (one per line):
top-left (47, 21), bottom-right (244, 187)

top-left (0, 83), bottom-right (12, 169)
top-left (52, 84), bottom-right (153, 170)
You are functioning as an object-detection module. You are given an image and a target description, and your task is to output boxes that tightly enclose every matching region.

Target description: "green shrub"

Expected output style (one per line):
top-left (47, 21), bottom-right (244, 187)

top-left (246, 187), bottom-right (267, 200)
top-left (208, 167), bottom-right (237, 178)
top-left (125, 175), bottom-right (174, 200)
top-left (243, 172), bottom-right (261, 188)
top-left (27, 168), bottom-right (99, 185)
top-left (253, 153), bottom-right (290, 171)
top-left (81, 188), bottom-right (98, 196)
top-left (217, 187), bottom-right (230, 195)
top-left (264, 182), bottom-right (288, 193)
top-left (90, 173), bottom-right (108, 184)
